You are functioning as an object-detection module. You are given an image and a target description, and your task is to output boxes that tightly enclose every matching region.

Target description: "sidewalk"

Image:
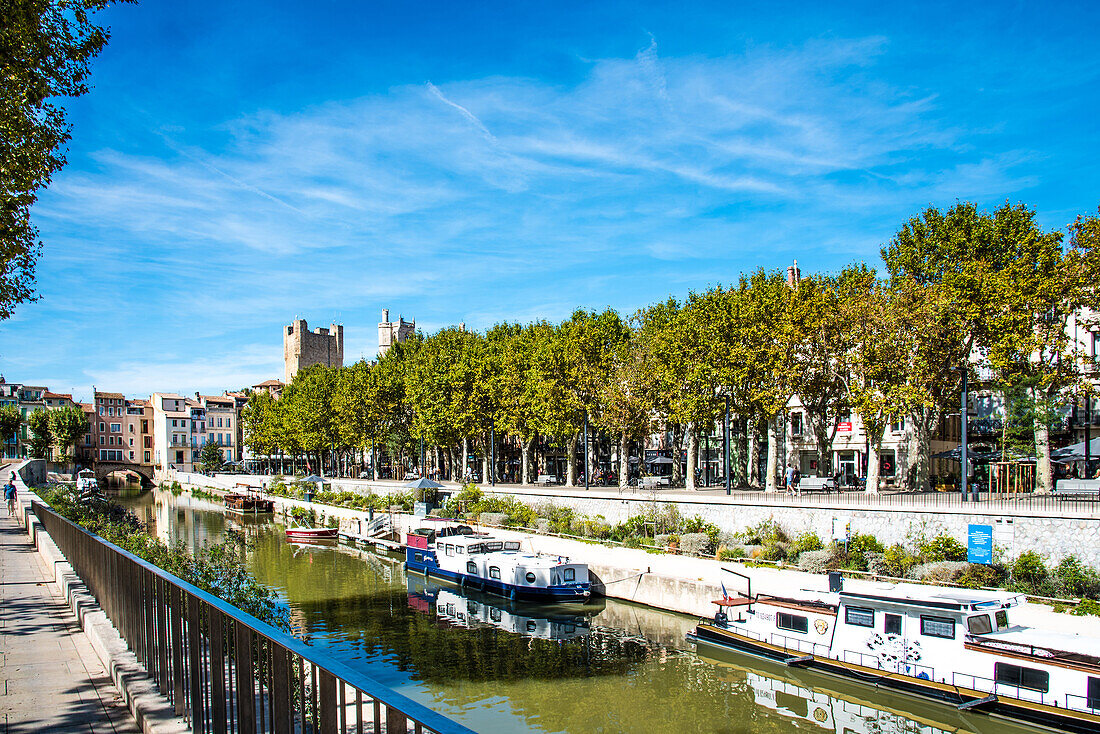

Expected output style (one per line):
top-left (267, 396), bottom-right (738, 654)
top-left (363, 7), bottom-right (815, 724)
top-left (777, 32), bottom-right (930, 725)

top-left (0, 511), bottom-right (140, 733)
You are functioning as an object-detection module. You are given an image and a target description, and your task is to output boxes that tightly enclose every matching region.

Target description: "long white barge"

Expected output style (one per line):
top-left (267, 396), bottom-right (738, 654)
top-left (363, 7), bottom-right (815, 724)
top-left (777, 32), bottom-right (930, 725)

top-left (688, 574), bottom-right (1100, 732)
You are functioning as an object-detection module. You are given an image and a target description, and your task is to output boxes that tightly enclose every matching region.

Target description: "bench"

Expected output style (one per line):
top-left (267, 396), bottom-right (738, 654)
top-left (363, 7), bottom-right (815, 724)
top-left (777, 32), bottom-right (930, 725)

top-left (641, 476), bottom-right (670, 488)
top-left (536, 474), bottom-right (559, 486)
top-left (794, 477), bottom-right (837, 493)
top-left (1054, 479), bottom-right (1100, 498)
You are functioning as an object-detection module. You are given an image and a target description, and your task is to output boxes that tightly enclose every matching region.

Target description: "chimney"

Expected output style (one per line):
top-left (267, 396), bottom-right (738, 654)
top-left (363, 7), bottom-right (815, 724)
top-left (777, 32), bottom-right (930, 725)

top-left (381, 308), bottom-right (389, 323)
top-left (787, 259), bottom-right (801, 288)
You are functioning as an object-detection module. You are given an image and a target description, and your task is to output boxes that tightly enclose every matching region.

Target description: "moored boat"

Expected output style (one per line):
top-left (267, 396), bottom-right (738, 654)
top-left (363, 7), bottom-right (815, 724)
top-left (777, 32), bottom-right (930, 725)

top-left (285, 526), bottom-right (338, 540)
top-left (404, 519), bottom-right (591, 603)
top-left (688, 574), bottom-right (1100, 732)
top-left (224, 484), bottom-right (274, 514)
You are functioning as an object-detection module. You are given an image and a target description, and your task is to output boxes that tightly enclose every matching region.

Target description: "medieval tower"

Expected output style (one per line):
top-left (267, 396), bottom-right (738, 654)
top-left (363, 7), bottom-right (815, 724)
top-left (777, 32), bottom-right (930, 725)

top-left (378, 308), bottom-right (415, 357)
top-left (284, 319), bottom-right (344, 383)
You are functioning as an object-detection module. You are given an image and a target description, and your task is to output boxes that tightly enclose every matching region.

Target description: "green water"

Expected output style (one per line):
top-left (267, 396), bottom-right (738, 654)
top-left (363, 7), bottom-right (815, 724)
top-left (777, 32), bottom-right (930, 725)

top-left (116, 489), bottom-right (1044, 734)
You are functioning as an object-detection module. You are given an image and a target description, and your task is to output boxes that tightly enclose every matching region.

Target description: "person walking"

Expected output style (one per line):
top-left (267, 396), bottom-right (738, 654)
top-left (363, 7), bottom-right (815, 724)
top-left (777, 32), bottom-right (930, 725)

top-left (785, 464), bottom-right (795, 495)
top-left (4, 477), bottom-right (17, 517)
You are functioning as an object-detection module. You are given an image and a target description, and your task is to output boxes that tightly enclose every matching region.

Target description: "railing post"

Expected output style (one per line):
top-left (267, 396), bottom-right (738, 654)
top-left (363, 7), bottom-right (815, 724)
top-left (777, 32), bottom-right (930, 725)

top-left (209, 606), bottom-right (227, 734)
top-left (235, 620), bottom-right (255, 733)
top-left (319, 669), bottom-right (337, 734)
top-left (272, 643), bottom-right (290, 734)
top-left (171, 584), bottom-right (185, 715)
top-left (188, 592), bottom-right (205, 733)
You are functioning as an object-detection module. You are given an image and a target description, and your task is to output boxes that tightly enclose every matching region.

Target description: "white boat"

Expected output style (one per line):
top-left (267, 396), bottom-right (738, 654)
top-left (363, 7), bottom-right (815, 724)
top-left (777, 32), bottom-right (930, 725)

top-left (689, 574), bottom-right (1100, 732)
top-left (76, 469), bottom-right (98, 493)
top-left (405, 520), bottom-right (591, 603)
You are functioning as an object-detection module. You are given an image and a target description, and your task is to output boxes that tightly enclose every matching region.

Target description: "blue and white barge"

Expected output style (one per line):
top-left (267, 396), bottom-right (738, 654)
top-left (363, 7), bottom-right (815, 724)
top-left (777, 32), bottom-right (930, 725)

top-left (404, 522), bottom-right (590, 603)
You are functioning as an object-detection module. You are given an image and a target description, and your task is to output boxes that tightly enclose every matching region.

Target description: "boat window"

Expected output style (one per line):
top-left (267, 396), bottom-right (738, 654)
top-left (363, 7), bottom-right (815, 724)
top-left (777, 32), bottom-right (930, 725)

top-left (504, 541), bottom-right (520, 551)
top-left (445, 544), bottom-right (455, 556)
top-left (485, 541), bottom-right (503, 551)
top-left (1087, 677), bottom-right (1100, 709)
top-left (414, 553), bottom-right (424, 563)
top-left (777, 613), bottom-right (808, 634)
top-left (995, 610), bottom-right (1009, 629)
top-left (467, 544), bottom-right (481, 554)
top-left (526, 621), bottom-right (537, 632)
top-left (525, 572), bottom-right (537, 584)
top-left (920, 615), bottom-right (956, 639)
top-left (967, 614), bottom-right (992, 635)
top-left (884, 614), bottom-right (902, 636)
top-left (844, 607), bottom-right (874, 627)
top-left (490, 608), bottom-right (502, 623)
top-left (995, 662), bottom-right (1049, 693)
top-left (466, 561), bottom-right (477, 574)
top-left (455, 546), bottom-right (464, 554)
top-left (489, 566), bottom-right (501, 580)
top-left (564, 568), bottom-right (576, 582)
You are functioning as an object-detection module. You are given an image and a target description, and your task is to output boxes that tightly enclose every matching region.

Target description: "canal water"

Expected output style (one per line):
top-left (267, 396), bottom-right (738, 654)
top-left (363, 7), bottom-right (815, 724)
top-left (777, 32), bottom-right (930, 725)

top-left (117, 489), bottom-right (1043, 734)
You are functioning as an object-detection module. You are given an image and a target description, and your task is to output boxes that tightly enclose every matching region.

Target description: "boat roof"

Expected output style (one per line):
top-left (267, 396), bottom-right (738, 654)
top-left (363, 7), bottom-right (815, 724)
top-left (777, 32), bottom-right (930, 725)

top-left (839, 581), bottom-right (1022, 612)
top-left (974, 626), bottom-right (1100, 665)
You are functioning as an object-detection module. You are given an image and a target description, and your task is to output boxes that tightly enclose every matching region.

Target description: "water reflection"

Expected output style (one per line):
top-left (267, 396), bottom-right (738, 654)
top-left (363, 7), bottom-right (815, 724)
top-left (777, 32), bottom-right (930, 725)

top-left (113, 489), bottom-right (1046, 734)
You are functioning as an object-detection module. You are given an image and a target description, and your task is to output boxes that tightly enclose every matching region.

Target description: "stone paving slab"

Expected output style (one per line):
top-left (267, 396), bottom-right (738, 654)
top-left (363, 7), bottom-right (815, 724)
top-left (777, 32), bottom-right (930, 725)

top-left (0, 513), bottom-right (140, 734)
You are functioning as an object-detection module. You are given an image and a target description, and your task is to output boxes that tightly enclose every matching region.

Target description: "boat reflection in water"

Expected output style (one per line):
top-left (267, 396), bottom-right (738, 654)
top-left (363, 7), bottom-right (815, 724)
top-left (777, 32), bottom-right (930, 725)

top-left (407, 576), bottom-right (603, 641)
top-left (693, 638), bottom-right (1042, 734)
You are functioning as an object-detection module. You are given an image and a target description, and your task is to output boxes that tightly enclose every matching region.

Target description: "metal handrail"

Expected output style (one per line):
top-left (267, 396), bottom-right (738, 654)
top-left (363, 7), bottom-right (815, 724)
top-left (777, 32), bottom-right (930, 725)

top-left (32, 501), bottom-right (476, 734)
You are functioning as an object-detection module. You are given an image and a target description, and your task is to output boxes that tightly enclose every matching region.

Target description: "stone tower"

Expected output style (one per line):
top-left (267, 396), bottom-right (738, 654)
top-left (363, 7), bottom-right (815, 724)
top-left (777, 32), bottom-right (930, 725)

top-left (284, 319), bottom-right (344, 383)
top-left (378, 308), bottom-right (415, 357)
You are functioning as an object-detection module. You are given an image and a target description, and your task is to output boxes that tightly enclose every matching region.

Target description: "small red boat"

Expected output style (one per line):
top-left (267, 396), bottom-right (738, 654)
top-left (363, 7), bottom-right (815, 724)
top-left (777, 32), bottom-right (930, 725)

top-left (285, 527), bottom-right (338, 540)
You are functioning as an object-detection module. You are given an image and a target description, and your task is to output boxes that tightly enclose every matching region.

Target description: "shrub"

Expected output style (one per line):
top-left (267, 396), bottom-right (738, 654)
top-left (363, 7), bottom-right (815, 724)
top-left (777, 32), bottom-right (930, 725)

top-left (717, 547), bottom-right (746, 562)
top-left (918, 533), bottom-right (967, 563)
top-left (1053, 556), bottom-right (1100, 599)
top-left (758, 542), bottom-right (788, 562)
top-left (480, 512), bottom-right (507, 527)
top-left (1072, 598), bottom-right (1100, 617)
top-left (1010, 551), bottom-right (1049, 593)
top-left (654, 534), bottom-right (672, 549)
top-left (907, 561), bottom-right (968, 583)
top-left (955, 563), bottom-right (1007, 589)
top-left (787, 532), bottom-right (824, 561)
top-left (883, 544), bottom-right (918, 578)
top-left (737, 518), bottom-right (787, 545)
top-left (865, 552), bottom-right (888, 576)
top-left (680, 533), bottom-right (712, 556)
top-left (798, 549), bottom-right (834, 574)
top-left (841, 533), bottom-right (885, 570)
top-left (622, 536), bottom-right (642, 549)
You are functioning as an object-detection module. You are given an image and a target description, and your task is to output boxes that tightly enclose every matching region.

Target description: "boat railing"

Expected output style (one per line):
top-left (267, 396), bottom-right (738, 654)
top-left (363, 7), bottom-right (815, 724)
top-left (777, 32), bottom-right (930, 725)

top-left (951, 671), bottom-right (1048, 706)
top-left (769, 632), bottom-right (830, 657)
top-left (31, 501), bottom-right (475, 734)
top-left (1064, 693), bottom-right (1100, 715)
top-left (964, 634), bottom-right (1100, 671)
top-left (839, 649), bottom-right (935, 680)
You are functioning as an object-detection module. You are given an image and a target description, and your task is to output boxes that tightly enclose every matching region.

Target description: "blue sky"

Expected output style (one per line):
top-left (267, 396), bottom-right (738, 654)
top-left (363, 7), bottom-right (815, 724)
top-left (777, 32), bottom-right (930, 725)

top-left (2, 0), bottom-right (1098, 400)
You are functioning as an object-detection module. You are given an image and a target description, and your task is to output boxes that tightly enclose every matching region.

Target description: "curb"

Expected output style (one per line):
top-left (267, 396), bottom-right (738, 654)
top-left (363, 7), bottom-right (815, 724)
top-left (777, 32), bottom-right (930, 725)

top-left (20, 498), bottom-right (190, 734)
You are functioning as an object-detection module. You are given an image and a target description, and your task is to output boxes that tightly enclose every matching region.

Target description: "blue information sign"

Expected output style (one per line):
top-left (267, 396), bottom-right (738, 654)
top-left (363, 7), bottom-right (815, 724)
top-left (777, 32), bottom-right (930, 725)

top-left (968, 524), bottom-right (993, 564)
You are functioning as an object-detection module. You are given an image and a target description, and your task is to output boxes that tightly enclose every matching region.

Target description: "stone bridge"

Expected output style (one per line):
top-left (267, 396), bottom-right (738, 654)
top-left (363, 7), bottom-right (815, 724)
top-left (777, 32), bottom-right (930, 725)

top-left (94, 462), bottom-right (155, 486)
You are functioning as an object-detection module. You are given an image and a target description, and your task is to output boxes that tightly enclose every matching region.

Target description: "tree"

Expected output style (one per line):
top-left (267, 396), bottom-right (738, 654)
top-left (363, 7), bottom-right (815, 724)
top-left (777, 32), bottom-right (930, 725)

top-left (199, 440), bottom-right (224, 474)
top-left (48, 405), bottom-right (86, 472)
top-left (242, 390), bottom-right (279, 472)
top-left (0, 405), bottom-right (22, 456)
top-left (2, 0), bottom-right (131, 318)
top-left (26, 408), bottom-right (52, 459)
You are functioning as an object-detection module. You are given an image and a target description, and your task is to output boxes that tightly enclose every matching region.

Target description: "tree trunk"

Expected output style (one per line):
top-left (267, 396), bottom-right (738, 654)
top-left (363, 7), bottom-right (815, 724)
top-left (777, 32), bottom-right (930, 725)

top-left (908, 408), bottom-right (934, 492)
top-left (670, 424), bottom-right (683, 484)
top-left (765, 416), bottom-right (779, 492)
top-left (1034, 394), bottom-right (1053, 494)
top-left (865, 423), bottom-right (886, 494)
top-left (734, 419), bottom-right (749, 487)
top-left (566, 434), bottom-right (578, 486)
top-left (813, 422), bottom-right (832, 478)
top-left (747, 419), bottom-right (760, 488)
top-left (686, 425), bottom-right (698, 490)
top-left (480, 433), bottom-right (489, 483)
top-left (521, 437), bottom-right (533, 485)
top-left (618, 432), bottom-right (629, 489)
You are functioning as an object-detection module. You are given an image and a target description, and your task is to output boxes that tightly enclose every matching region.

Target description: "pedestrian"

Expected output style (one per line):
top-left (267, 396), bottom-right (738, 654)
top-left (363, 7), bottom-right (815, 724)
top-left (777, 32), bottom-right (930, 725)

top-left (792, 467), bottom-right (802, 496)
top-left (785, 464), bottom-right (795, 495)
top-left (4, 478), bottom-right (16, 517)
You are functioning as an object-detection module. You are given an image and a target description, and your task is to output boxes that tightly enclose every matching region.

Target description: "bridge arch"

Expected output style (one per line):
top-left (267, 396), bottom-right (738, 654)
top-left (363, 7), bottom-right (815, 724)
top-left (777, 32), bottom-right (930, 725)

top-left (94, 462), bottom-right (155, 486)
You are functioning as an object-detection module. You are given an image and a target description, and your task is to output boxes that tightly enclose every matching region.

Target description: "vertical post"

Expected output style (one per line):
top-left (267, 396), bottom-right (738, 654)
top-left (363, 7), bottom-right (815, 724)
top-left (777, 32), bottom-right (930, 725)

top-left (490, 419), bottom-right (496, 486)
top-left (584, 412), bottom-right (589, 491)
top-left (1087, 390), bottom-right (1092, 477)
top-left (419, 437), bottom-right (424, 477)
top-left (961, 369), bottom-right (969, 501)
top-left (724, 396), bottom-right (731, 495)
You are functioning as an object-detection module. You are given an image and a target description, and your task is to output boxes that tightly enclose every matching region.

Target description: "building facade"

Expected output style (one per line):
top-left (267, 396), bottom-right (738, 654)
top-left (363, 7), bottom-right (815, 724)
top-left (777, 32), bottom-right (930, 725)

top-left (284, 319), bottom-right (343, 383)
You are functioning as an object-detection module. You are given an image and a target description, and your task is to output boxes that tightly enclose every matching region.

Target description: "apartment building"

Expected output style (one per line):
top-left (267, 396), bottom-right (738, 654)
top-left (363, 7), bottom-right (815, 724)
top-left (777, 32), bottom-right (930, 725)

top-left (0, 378), bottom-right (47, 460)
top-left (151, 393), bottom-right (196, 476)
top-left (93, 391), bottom-right (129, 463)
top-left (196, 394), bottom-right (237, 464)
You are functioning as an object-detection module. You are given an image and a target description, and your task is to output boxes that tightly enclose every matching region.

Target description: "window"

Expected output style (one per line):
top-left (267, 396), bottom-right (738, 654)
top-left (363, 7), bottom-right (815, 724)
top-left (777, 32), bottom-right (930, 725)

top-left (444, 544), bottom-right (454, 556)
top-left (777, 613), bottom-right (809, 634)
top-left (791, 412), bottom-right (803, 437)
top-left (129, 451), bottom-right (134, 460)
top-left (995, 610), bottom-right (1008, 629)
top-left (455, 546), bottom-right (464, 554)
top-left (99, 422), bottom-right (105, 432)
top-left (129, 438), bottom-right (134, 446)
top-left (967, 615), bottom-right (993, 635)
top-left (98, 436), bottom-right (104, 446)
top-left (129, 425), bottom-right (134, 433)
top-left (564, 568), bottom-right (576, 582)
top-left (1087, 677), bottom-right (1100, 710)
top-left (414, 553), bottom-right (423, 563)
top-left (110, 423), bottom-right (120, 432)
top-left (504, 541), bottom-right (520, 551)
top-left (217, 417), bottom-right (222, 427)
top-left (466, 561), bottom-right (477, 574)
top-left (845, 607), bottom-right (875, 627)
top-left (995, 663), bottom-right (1049, 693)
top-left (525, 572), bottom-right (536, 584)
top-left (920, 615), bottom-right (956, 639)
top-left (884, 614), bottom-right (902, 635)
top-left (489, 566), bottom-right (501, 580)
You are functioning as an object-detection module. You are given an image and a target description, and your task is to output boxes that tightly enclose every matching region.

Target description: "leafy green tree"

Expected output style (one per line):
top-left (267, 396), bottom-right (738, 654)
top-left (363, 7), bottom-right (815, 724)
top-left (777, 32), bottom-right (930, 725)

top-left (242, 390), bottom-right (281, 472)
top-left (26, 408), bottom-right (52, 459)
top-left (48, 405), bottom-right (86, 472)
top-left (2, 0), bottom-right (131, 318)
top-left (0, 405), bottom-right (22, 456)
top-left (199, 440), bottom-right (224, 473)
top-left (634, 298), bottom-right (686, 484)
top-left (281, 365), bottom-right (338, 474)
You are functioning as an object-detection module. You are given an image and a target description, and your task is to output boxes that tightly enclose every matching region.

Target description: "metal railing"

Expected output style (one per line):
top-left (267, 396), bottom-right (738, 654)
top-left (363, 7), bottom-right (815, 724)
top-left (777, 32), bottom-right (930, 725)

top-left (32, 501), bottom-right (476, 734)
top-left (839, 649), bottom-right (935, 680)
top-left (951, 671), bottom-right (1048, 705)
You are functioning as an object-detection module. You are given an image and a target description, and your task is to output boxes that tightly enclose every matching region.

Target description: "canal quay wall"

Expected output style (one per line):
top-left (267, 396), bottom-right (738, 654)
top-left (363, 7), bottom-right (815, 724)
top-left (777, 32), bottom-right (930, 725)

top-left (194, 472), bottom-right (1100, 567)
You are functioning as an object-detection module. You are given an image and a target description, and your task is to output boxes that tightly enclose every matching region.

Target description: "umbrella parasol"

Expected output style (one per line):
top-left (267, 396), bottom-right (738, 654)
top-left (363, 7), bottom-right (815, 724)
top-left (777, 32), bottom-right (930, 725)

top-left (404, 477), bottom-right (445, 489)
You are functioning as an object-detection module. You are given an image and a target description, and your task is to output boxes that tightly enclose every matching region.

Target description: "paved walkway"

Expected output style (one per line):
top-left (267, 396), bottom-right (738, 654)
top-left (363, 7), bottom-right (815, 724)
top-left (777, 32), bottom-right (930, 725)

top-left (0, 510), bottom-right (140, 733)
